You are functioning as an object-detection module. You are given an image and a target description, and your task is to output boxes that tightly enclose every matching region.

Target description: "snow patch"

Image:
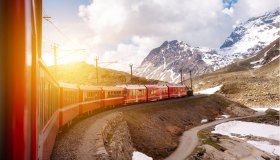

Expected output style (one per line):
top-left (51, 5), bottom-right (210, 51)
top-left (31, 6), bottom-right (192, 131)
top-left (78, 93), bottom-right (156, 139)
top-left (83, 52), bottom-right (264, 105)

top-left (222, 115), bottom-right (230, 118)
top-left (252, 65), bottom-right (263, 69)
top-left (212, 121), bottom-right (280, 141)
top-left (250, 107), bottom-right (280, 112)
top-left (250, 58), bottom-right (264, 65)
top-left (132, 151), bottom-right (153, 160)
top-left (212, 121), bottom-right (280, 156)
top-left (201, 119), bottom-right (208, 123)
top-left (215, 115), bottom-right (230, 120)
top-left (195, 85), bottom-right (222, 95)
top-left (247, 141), bottom-right (280, 156)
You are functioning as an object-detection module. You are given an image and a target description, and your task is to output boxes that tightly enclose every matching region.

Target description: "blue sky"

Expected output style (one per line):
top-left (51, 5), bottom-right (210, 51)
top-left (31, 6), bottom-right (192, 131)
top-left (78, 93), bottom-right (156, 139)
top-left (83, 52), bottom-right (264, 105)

top-left (223, 0), bottom-right (238, 8)
top-left (42, 0), bottom-right (279, 70)
top-left (43, 0), bottom-right (90, 23)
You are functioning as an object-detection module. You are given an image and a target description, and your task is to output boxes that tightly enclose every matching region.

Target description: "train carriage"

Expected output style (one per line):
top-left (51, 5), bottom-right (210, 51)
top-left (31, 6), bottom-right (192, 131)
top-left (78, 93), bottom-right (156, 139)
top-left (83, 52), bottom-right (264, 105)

top-left (167, 85), bottom-right (187, 98)
top-left (145, 85), bottom-right (161, 101)
top-left (121, 85), bottom-right (147, 104)
top-left (102, 87), bottom-right (125, 108)
top-left (158, 85), bottom-right (169, 100)
top-left (38, 61), bottom-right (60, 160)
top-left (59, 83), bottom-right (80, 127)
top-left (79, 85), bottom-right (103, 114)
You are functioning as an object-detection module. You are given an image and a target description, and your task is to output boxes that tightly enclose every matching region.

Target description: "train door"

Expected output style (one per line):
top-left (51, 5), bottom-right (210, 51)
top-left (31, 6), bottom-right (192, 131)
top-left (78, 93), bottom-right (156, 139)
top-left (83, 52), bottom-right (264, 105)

top-left (123, 88), bottom-right (128, 104)
top-left (159, 88), bottom-right (163, 99)
top-left (101, 89), bottom-right (105, 107)
top-left (179, 87), bottom-right (181, 97)
top-left (136, 89), bottom-right (139, 103)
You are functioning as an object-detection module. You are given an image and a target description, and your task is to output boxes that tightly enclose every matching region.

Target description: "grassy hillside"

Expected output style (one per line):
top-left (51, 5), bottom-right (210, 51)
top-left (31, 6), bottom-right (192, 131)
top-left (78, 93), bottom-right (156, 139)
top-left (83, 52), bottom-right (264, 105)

top-left (192, 38), bottom-right (280, 107)
top-left (48, 62), bottom-right (162, 86)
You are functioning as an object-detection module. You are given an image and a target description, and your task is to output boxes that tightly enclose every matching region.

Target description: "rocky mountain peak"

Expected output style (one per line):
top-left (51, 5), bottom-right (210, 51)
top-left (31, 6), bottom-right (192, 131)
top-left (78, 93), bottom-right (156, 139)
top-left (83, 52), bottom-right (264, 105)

top-left (220, 8), bottom-right (280, 49)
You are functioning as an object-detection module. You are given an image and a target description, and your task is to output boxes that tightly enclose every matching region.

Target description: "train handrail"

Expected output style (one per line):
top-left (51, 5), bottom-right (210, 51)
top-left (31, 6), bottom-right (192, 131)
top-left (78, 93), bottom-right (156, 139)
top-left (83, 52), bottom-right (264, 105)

top-left (39, 59), bottom-right (60, 86)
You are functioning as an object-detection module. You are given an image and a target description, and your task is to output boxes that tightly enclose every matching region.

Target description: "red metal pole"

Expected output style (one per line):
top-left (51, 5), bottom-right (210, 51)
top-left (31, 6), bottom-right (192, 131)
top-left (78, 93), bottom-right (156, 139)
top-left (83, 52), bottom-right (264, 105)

top-left (0, 0), bottom-right (28, 159)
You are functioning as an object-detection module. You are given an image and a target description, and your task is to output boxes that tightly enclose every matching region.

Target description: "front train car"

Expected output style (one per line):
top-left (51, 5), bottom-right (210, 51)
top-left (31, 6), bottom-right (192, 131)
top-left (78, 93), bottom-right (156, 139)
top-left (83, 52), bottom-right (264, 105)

top-left (167, 84), bottom-right (187, 98)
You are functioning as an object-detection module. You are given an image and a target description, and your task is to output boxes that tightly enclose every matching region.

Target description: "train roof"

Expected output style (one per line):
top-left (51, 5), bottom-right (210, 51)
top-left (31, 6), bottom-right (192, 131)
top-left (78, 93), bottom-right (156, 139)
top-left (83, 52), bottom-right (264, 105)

top-left (117, 85), bottom-right (146, 90)
top-left (79, 85), bottom-right (102, 90)
top-left (59, 82), bottom-right (79, 89)
top-left (102, 86), bottom-right (124, 91)
top-left (145, 84), bottom-right (168, 88)
top-left (166, 84), bottom-right (186, 87)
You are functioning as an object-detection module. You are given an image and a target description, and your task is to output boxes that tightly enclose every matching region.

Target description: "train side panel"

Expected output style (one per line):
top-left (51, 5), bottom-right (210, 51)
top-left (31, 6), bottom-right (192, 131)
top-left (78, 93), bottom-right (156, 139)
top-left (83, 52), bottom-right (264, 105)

top-left (59, 83), bottom-right (80, 127)
top-left (146, 85), bottom-right (160, 101)
top-left (79, 86), bottom-right (103, 114)
top-left (122, 85), bottom-right (147, 104)
top-left (158, 86), bottom-right (169, 100)
top-left (167, 85), bottom-right (187, 98)
top-left (37, 61), bottom-right (60, 160)
top-left (102, 87), bottom-right (125, 107)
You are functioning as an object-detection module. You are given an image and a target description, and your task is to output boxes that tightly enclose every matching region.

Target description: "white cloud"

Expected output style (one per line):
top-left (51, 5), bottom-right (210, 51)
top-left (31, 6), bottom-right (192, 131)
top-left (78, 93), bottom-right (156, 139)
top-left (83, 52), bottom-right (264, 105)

top-left (78, 0), bottom-right (279, 71)
top-left (222, 7), bottom-right (234, 16)
top-left (86, 36), bottom-right (160, 72)
top-left (229, 0), bottom-right (279, 25)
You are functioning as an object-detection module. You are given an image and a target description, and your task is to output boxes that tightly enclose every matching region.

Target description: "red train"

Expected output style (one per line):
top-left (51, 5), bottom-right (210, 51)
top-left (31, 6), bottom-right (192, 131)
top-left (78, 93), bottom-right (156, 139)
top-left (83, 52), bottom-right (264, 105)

top-left (38, 76), bottom-right (191, 160)
top-left (0, 1), bottom-right (193, 160)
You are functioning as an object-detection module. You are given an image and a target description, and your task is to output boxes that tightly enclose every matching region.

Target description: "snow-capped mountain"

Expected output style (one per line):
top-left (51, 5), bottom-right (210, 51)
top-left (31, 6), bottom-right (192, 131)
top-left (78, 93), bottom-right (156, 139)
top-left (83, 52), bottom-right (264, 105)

top-left (218, 8), bottom-right (280, 67)
top-left (135, 40), bottom-right (219, 83)
top-left (136, 8), bottom-right (280, 83)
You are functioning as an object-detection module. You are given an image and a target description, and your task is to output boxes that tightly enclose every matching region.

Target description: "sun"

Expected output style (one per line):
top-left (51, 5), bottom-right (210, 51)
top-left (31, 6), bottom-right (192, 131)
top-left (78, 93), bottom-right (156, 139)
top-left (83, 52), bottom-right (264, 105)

top-left (42, 48), bottom-right (88, 66)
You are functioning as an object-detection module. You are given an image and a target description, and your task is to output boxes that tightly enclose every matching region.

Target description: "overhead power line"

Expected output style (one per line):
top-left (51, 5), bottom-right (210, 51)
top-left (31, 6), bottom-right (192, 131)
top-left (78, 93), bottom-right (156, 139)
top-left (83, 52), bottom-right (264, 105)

top-left (43, 18), bottom-right (77, 45)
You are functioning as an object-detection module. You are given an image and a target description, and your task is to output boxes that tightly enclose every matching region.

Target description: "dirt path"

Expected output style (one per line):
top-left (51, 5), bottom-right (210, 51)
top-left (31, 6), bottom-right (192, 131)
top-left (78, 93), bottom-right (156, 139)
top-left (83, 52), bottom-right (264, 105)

top-left (165, 112), bottom-right (264, 160)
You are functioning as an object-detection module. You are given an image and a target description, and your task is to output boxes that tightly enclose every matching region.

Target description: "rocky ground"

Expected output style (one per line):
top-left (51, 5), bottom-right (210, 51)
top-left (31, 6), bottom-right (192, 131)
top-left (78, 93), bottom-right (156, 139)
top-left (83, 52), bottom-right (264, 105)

top-left (193, 70), bottom-right (279, 107)
top-left (241, 114), bottom-right (280, 126)
top-left (191, 136), bottom-right (278, 160)
top-left (190, 111), bottom-right (280, 160)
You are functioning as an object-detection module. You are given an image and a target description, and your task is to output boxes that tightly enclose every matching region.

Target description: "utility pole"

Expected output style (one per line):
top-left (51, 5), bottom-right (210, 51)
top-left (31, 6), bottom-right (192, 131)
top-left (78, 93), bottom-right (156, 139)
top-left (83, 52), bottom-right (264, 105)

top-left (180, 69), bottom-right (183, 85)
top-left (52, 43), bottom-right (58, 77)
top-left (129, 64), bottom-right (133, 83)
top-left (52, 43), bottom-right (58, 66)
top-left (95, 56), bottom-right (99, 85)
top-left (189, 70), bottom-right (193, 89)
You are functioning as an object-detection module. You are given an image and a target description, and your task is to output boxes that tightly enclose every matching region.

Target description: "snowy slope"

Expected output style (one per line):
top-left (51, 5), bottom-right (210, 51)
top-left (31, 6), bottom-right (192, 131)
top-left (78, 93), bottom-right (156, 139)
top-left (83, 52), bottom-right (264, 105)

top-left (136, 8), bottom-right (280, 83)
top-left (194, 85), bottom-right (223, 95)
top-left (218, 8), bottom-right (280, 68)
